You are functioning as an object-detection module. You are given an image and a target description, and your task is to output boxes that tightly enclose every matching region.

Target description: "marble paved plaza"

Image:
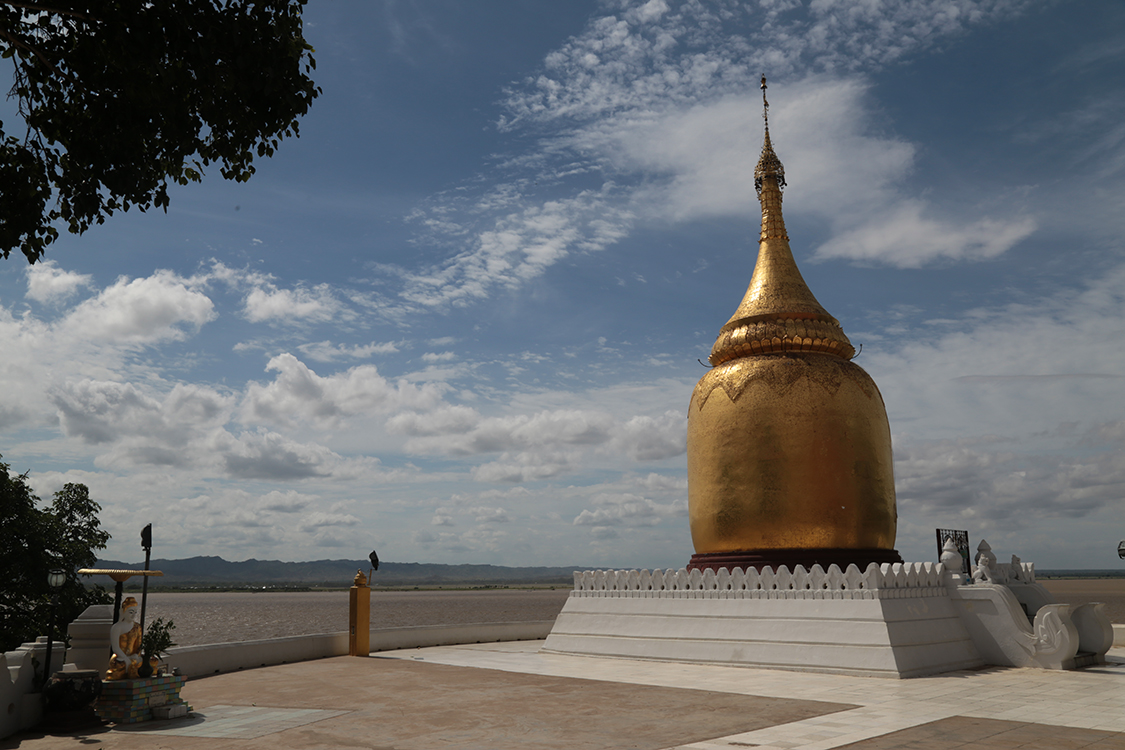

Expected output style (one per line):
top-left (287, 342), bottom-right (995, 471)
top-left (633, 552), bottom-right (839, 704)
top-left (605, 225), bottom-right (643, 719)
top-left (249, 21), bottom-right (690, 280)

top-left (381, 641), bottom-right (1125, 749)
top-left (6, 641), bottom-right (1124, 749)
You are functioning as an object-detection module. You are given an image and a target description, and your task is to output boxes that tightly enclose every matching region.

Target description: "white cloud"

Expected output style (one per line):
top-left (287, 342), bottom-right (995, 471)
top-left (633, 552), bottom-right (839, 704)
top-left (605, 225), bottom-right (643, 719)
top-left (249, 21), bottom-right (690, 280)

top-left (815, 202), bottom-right (1038, 267)
top-left (243, 284), bottom-right (341, 323)
top-left (25, 261), bottom-right (92, 303)
top-left (502, 0), bottom-right (1031, 128)
top-left (385, 405), bottom-right (481, 438)
top-left (393, 408), bottom-right (612, 456)
top-left (893, 428), bottom-right (1125, 541)
top-left (215, 429), bottom-right (338, 480)
top-left (867, 261), bottom-right (1125, 441)
top-left (52, 380), bottom-right (232, 449)
top-left (471, 451), bottom-right (578, 483)
top-left (471, 506), bottom-right (511, 524)
top-left (600, 78), bottom-right (1037, 266)
top-left (398, 191), bottom-right (634, 309)
top-left (0, 269), bottom-right (222, 434)
top-left (299, 511), bottom-right (362, 531)
top-left (62, 271), bottom-right (215, 344)
top-left (257, 490), bottom-right (314, 514)
top-left (242, 353), bottom-right (447, 430)
top-left (573, 492), bottom-right (687, 528)
top-left (297, 340), bottom-right (401, 362)
top-left (206, 261), bottom-right (348, 325)
top-left (385, 392), bottom-right (688, 484)
top-left (612, 410), bottom-right (685, 461)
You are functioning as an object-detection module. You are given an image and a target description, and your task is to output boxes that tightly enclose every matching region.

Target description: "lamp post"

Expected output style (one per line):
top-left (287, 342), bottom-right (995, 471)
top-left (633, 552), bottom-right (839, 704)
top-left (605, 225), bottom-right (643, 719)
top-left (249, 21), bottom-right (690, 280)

top-left (41, 569), bottom-right (66, 690)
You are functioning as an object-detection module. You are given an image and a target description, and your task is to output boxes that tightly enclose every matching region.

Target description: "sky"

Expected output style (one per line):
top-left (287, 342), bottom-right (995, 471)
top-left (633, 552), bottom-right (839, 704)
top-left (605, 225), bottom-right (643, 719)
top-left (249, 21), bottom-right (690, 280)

top-left (1, 0), bottom-right (1123, 570)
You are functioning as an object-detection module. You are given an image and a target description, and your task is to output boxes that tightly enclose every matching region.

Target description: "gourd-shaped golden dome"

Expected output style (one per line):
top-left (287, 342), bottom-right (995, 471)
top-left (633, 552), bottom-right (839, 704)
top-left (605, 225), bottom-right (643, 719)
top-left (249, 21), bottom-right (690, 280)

top-left (686, 78), bottom-right (899, 570)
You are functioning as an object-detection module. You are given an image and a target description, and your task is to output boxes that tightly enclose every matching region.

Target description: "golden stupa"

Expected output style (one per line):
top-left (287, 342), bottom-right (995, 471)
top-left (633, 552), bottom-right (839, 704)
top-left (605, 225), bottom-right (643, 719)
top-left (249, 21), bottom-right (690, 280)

top-left (686, 78), bottom-right (900, 571)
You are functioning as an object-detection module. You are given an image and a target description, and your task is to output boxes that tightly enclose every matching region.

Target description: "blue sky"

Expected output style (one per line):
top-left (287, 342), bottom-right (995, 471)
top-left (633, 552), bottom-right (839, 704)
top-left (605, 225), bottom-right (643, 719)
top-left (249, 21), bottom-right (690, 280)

top-left (2, 0), bottom-right (1123, 569)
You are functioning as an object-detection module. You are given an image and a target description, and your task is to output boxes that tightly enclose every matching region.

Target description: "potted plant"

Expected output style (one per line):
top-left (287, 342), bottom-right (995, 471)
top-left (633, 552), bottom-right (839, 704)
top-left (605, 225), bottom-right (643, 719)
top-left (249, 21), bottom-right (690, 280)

top-left (139, 618), bottom-right (176, 678)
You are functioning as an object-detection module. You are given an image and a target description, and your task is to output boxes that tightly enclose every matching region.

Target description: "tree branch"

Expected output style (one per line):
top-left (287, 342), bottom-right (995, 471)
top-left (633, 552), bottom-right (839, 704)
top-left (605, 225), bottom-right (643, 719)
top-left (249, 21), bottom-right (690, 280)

top-left (0, 26), bottom-right (59, 76)
top-left (1, 2), bottom-right (93, 22)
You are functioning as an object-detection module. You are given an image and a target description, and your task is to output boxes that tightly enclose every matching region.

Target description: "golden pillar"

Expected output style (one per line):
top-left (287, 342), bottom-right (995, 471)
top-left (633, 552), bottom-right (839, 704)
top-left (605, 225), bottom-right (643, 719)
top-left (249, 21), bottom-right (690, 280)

top-left (348, 569), bottom-right (370, 656)
top-left (686, 79), bottom-right (900, 571)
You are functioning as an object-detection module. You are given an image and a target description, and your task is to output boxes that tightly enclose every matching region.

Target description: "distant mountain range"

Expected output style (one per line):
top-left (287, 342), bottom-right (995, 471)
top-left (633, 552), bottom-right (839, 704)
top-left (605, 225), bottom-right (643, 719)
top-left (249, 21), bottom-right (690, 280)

top-left (93, 556), bottom-right (591, 588)
top-left (90, 557), bottom-right (1125, 589)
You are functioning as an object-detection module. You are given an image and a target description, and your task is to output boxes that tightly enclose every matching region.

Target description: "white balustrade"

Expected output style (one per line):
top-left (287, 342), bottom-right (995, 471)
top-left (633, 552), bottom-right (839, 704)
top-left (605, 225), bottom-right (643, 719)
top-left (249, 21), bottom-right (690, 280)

top-left (569, 562), bottom-right (951, 600)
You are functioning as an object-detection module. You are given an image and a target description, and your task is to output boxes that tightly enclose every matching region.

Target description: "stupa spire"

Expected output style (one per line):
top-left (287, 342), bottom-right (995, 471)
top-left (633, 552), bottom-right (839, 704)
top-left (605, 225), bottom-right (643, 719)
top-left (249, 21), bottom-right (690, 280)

top-left (708, 76), bottom-right (854, 367)
top-left (754, 75), bottom-right (786, 198)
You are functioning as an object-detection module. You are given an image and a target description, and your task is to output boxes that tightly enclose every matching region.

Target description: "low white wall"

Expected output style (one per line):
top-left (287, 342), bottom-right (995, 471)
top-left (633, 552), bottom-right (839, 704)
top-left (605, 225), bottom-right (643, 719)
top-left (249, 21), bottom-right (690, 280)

top-left (1, 637), bottom-right (67, 740)
top-left (1114, 623), bottom-right (1125, 647)
top-left (164, 620), bottom-right (554, 679)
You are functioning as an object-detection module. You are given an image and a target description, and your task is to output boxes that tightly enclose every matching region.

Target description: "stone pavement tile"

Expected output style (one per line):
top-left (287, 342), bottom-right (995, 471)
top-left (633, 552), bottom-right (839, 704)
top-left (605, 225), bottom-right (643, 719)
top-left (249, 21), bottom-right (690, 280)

top-left (3, 656), bottom-right (856, 750)
top-left (115, 705), bottom-right (350, 739)
top-left (831, 716), bottom-right (1125, 750)
top-left (1089, 738), bottom-right (1125, 750)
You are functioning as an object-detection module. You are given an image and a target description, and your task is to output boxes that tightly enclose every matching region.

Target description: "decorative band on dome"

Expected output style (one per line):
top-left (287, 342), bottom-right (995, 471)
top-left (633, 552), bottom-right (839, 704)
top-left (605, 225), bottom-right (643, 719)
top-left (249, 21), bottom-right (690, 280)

top-left (710, 315), bottom-right (855, 366)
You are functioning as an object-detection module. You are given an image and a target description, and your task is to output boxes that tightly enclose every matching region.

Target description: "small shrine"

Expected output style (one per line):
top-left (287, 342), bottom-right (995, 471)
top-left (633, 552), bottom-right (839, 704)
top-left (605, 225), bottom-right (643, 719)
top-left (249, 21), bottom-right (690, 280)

top-left (78, 561), bottom-right (190, 723)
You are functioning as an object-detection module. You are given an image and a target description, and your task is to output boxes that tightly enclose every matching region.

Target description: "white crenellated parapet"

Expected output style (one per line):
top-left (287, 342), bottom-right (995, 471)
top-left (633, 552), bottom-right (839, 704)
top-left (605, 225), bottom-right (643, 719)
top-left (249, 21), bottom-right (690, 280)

top-left (570, 562), bottom-right (949, 600)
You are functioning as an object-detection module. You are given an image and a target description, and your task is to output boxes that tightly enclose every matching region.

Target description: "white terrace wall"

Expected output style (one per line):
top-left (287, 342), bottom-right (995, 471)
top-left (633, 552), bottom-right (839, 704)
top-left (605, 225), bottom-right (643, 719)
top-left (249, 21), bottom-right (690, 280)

top-left (2, 637), bottom-right (67, 739)
top-left (163, 620), bottom-right (554, 679)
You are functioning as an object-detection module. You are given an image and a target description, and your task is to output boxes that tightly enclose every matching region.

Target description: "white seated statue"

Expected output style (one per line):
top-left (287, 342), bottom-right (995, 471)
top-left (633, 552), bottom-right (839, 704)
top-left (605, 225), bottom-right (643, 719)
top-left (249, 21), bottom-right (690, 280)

top-left (106, 597), bottom-right (146, 680)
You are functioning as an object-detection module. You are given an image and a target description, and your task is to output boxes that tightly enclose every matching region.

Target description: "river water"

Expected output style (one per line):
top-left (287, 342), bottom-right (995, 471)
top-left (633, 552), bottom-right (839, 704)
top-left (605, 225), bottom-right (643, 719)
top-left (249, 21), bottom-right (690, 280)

top-left (142, 588), bottom-right (573, 647)
top-left (137, 579), bottom-right (1124, 648)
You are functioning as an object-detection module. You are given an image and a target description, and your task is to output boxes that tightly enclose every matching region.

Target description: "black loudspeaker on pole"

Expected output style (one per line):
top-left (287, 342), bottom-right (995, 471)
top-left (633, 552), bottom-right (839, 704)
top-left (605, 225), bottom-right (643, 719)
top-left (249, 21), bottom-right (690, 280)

top-left (140, 524), bottom-right (152, 632)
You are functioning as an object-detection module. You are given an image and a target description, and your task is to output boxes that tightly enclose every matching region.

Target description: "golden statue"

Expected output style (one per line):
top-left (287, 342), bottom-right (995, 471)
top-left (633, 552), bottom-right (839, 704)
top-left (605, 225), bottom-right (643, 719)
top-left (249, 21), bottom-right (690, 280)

top-left (686, 78), bottom-right (901, 571)
top-left (106, 596), bottom-right (144, 680)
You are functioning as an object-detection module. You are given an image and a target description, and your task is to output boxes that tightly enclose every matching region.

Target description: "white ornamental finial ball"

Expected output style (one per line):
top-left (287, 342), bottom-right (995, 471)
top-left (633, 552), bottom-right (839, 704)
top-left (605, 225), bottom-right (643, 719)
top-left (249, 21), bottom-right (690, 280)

top-left (940, 537), bottom-right (962, 572)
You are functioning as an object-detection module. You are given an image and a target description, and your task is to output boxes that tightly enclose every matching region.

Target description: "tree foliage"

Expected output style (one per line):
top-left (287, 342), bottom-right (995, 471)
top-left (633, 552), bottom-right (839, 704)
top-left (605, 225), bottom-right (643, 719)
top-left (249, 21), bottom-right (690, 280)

top-left (0, 0), bottom-right (320, 262)
top-left (0, 456), bottom-right (110, 653)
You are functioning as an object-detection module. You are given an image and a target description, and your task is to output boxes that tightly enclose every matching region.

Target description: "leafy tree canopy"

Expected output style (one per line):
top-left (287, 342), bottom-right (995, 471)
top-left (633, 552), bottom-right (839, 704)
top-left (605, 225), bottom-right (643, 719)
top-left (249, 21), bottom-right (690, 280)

top-left (0, 0), bottom-right (320, 263)
top-left (0, 456), bottom-right (111, 652)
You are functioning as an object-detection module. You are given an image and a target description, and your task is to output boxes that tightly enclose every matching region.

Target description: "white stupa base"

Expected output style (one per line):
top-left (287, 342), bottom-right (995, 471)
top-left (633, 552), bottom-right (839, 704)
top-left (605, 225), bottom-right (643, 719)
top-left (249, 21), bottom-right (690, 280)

top-left (542, 561), bottom-right (1114, 678)
top-left (543, 564), bottom-right (980, 678)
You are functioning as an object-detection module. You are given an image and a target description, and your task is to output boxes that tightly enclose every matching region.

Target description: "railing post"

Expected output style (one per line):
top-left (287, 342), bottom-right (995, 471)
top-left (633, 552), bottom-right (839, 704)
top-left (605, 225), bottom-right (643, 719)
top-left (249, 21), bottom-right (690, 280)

top-left (348, 570), bottom-right (370, 657)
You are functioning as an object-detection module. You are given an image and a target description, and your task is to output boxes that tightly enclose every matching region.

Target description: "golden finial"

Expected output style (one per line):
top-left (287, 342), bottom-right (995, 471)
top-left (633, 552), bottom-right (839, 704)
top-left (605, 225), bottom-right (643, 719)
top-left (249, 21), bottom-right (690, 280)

top-left (754, 75), bottom-right (785, 195)
top-left (760, 75), bottom-right (770, 131)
